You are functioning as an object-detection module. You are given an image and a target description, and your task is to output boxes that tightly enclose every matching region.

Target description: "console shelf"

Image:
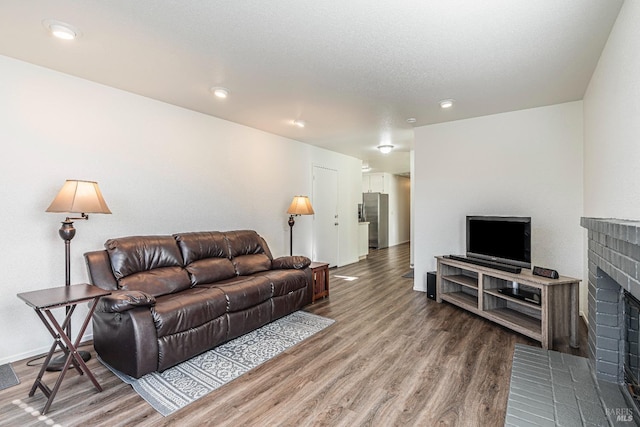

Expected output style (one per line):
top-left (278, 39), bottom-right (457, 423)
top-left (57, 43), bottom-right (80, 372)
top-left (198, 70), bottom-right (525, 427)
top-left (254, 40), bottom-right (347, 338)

top-left (441, 291), bottom-right (478, 312)
top-left (483, 289), bottom-right (542, 311)
top-left (484, 308), bottom-right (542, 342)
top-left (442, 274), bottom-right (478, 290)
top-left (436, 256), bottom-right (580, 350)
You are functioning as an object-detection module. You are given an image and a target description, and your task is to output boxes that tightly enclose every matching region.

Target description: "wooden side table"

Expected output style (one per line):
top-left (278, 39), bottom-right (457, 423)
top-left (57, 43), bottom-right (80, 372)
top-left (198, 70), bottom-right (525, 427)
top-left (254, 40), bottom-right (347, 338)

top-left (310, 262), bottom-right (330, 303)
top-left (17, 284), bottom-right (110, 414)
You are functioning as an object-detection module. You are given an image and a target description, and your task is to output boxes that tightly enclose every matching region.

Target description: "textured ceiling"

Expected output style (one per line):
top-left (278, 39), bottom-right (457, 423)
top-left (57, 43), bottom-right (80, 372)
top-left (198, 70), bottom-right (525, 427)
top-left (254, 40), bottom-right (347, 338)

top-left (0, 0), bottom-right (624, 174)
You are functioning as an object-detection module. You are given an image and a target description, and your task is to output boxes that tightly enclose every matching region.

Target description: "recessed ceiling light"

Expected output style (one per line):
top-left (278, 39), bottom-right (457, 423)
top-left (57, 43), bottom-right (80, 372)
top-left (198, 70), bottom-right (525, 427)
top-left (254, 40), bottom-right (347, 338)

top-left (211, 87), bottom-right (229, 99)
top-left (43, 19), bottom-right (79, 40)
top-left (293, 119), bottom-right (306, 128)
top-left (406, 118), bottom-right (416, 124)
top-left (377, 145), bottom-right (394, 154)
top-left (440, 99), bottom-right (455, 109)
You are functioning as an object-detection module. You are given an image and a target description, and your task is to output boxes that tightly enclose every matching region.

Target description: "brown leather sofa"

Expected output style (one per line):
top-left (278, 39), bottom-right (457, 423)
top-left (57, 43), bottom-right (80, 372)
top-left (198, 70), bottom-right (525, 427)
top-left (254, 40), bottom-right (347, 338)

top-left (84, 230), bottom-right (312, 378)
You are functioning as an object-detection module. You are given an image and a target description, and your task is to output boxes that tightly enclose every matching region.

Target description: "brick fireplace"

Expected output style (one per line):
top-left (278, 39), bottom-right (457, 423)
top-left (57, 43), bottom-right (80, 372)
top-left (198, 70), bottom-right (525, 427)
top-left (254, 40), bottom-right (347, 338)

top-left (581, 217), bottom-right (640, 411)
top-left (505, 218), bottom-right (639, 425)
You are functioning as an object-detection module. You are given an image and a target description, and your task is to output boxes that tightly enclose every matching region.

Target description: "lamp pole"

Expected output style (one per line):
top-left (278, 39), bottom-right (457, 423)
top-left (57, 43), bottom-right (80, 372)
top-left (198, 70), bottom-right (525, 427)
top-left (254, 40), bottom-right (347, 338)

top-left (288, 215), bottom-right (296, 256)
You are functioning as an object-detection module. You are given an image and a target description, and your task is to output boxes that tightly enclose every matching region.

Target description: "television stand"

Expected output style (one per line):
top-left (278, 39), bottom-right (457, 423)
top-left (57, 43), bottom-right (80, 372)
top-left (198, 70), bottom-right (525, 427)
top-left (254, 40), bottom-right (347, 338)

top-left (435, 256), bottom-right (580, 350)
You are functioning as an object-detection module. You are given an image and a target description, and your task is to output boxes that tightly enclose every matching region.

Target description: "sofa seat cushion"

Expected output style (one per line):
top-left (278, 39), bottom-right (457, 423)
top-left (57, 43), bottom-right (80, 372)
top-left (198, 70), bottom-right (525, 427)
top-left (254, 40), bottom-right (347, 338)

top-left (252, 269), bottom-right (309, 297)
top-left (203, 276), bottom-right (273, 312)
top-left (151, 287), bottom-right (227, 337)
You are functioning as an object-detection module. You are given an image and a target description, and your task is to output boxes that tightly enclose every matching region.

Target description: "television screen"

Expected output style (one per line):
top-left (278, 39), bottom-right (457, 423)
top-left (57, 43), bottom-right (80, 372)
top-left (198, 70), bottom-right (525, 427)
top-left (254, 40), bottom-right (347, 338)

top-left (466, 216), bottom-right (531, 268)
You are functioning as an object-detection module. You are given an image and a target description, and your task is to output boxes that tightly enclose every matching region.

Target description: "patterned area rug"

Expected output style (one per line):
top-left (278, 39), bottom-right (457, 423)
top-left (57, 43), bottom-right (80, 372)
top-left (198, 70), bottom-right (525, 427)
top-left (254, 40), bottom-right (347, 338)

top-left (101, 311), bottom-right (334, 416)
top-left (0, 363), bottom-right (19, 391)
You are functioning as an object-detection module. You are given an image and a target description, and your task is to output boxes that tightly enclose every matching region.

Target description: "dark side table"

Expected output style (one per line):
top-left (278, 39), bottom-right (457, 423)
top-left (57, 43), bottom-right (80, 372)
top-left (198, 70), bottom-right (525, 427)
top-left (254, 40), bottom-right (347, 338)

top-left (310, 262), bottom-right (330, 302)
top-left (17, 284), bottom-right (110, 414)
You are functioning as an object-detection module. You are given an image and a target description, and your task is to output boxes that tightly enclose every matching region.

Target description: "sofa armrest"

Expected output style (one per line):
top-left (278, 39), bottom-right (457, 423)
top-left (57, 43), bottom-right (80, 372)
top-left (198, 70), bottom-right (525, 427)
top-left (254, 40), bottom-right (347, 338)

top-left (272, 256), bottom-right (311, 270)
top-left (96, 290), bottom-right (156, 313)
top-left (92, 304), bottom-right (159, 378)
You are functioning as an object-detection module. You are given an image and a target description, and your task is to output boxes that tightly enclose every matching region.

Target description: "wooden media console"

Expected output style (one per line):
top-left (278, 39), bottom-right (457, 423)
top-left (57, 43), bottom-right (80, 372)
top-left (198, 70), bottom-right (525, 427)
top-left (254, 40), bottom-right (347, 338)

top-left (436, 256), bottom-right (580, 350)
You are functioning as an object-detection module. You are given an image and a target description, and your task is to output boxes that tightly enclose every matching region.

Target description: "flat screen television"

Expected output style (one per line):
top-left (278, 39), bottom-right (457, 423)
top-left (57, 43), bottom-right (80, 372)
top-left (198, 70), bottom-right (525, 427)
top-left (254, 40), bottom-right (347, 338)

top-left (466, 216), bottom-right (531, 269)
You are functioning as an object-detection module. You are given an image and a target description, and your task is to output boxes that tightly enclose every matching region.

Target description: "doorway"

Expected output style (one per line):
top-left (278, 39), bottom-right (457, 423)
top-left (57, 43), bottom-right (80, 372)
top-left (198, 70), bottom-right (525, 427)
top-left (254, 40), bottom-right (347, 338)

top-left (312, 166), bottom-right (339, 267)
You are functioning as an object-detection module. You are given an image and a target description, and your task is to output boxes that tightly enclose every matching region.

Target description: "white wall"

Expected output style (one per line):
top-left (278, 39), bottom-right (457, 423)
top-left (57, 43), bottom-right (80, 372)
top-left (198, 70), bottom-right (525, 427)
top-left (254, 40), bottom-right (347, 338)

top-left (582, 0), bottom-right (640, 320)
top-left (0, 55), bottom-right (361, 364)
top-left (584, 0), bottom-right (640, 219)
top-left (413, 102), bottom-right (585, 311)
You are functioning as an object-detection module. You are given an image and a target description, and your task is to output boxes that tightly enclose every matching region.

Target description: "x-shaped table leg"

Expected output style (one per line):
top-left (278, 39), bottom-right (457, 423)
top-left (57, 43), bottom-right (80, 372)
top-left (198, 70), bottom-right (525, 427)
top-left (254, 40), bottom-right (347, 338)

top-left (29, 300), bottom-right (102, 414)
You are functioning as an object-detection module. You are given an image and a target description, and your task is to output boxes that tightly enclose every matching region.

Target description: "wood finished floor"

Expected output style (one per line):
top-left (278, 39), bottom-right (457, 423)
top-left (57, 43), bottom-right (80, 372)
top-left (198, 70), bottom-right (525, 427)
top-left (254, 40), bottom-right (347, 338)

top-left (0, 243), bottom-right (587, 427)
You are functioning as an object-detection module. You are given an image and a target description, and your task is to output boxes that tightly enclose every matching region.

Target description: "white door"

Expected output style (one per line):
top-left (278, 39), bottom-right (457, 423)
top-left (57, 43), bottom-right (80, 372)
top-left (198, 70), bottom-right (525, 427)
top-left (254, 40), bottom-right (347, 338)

top-left (312, 166), bottom-right (339, 267)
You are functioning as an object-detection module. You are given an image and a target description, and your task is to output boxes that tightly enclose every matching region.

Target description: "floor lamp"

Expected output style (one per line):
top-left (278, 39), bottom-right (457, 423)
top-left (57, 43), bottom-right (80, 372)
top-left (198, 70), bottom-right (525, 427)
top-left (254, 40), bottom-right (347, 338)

top-left (45, 180), bottom-right (111, 371)
top-left (287, 195), bottom-right (314, 256)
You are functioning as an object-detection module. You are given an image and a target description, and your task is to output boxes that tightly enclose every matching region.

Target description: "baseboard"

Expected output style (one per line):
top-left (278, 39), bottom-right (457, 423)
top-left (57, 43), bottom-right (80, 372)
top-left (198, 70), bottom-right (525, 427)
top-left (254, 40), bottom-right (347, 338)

top-left (337, 257), bottom-right (360, 267)
top-left (0, 333), bottom-right (94, 366)
top-left (388, 240), bottom-right (410, 247)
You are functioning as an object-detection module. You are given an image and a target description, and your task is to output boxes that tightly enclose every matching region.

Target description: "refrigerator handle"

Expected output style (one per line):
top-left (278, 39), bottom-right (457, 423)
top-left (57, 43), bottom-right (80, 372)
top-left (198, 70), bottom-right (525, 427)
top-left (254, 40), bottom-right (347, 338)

top-left (362, 200), bottom-right (366, 221)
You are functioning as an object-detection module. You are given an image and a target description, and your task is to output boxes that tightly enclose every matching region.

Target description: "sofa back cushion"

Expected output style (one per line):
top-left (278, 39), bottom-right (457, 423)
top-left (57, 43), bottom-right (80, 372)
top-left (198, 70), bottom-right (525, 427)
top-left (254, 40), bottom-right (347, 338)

top-left (105, 235), bottom-right (191, 297)
top-left (224, 230), bottom-right (273, 275)
top-left (173, 231), bottom-right (237, 285)
top-left (84, 250), bottom-right (119, 291)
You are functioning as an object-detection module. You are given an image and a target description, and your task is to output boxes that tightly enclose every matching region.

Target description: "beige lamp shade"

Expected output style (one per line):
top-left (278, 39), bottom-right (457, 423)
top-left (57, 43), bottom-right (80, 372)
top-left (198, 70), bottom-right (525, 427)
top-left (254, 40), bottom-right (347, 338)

top-left (46, 180), bottom-right (112, 214)
top-left (287, 195), bottom-right (314, 216)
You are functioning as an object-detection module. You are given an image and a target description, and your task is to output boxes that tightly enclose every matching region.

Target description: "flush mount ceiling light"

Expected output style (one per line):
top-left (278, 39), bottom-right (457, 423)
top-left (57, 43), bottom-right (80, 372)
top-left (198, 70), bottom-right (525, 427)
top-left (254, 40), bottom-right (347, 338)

top-left (293, 119), bottom-right (306, 128)
top-left (42, 19), bottom-right (79, 40)
top-left (362, 164), bottom-right (372, 172)
top-left (211, 87), bottom-right (229, 99)
top-left (406, 118), bottom-right (417, 124)
top-left (377, 145), bottom-right (394, 154)
top-left (439, 99), bottom-right (455, 109)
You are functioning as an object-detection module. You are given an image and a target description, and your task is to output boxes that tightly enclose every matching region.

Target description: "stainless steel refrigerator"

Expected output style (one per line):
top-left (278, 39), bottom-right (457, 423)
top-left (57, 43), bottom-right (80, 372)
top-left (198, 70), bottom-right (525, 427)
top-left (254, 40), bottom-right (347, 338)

top-left (362, 192), bottom-right (389, 249)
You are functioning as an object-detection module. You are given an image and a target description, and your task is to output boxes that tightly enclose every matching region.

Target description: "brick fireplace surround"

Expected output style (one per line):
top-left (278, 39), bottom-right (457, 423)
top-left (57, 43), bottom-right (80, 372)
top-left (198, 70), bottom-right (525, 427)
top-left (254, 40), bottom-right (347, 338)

top-left (581, 217), bottom-right (640, 384)
top-left (505, 218), bottom-right (640, 426)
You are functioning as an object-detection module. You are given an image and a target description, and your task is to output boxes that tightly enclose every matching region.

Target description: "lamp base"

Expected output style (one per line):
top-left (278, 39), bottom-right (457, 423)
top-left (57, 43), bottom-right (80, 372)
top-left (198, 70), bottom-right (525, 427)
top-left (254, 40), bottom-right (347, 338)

top-left (45, 350), bottom-right (91, 372)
